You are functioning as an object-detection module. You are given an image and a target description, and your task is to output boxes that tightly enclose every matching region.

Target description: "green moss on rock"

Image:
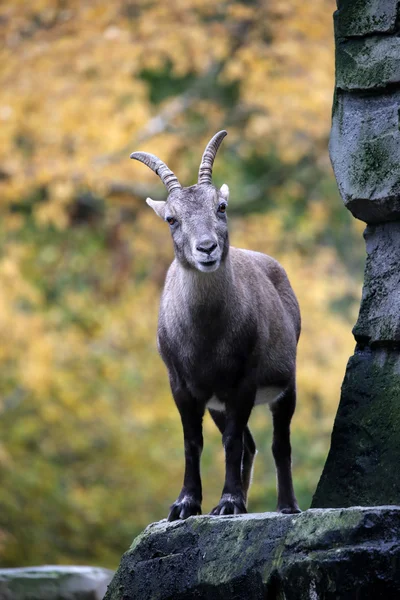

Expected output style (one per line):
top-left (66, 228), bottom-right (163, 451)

top-left (334, 0), bottom-right (398, 37)
top-left (312, 347), bottom-right (400, 508)
top-left (329, 91), bottom-right (400, 222)
top-left (336, 37), bottom-right (400, 90)
top-left (105, 508), bottom-right (400, 600)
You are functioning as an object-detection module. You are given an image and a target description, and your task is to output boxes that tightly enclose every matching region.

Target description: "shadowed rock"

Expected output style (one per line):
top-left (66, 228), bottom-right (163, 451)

top-left (353, 223), bottom-right (400, 343)
top-left (104, 508), bottom-right (400, 600)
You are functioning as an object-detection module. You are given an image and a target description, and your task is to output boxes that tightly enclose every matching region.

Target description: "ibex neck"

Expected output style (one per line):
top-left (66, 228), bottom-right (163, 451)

top-left (176, 255), bottom-right (234, 309)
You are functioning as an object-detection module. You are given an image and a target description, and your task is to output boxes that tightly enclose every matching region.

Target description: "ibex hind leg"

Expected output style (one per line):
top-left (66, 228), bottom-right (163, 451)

top-left (270, 385), bottom-right (301, 514)
top-left (241, 427), bottom-right (256, 504)
top-left (208, 408), bottom-right (257, 506)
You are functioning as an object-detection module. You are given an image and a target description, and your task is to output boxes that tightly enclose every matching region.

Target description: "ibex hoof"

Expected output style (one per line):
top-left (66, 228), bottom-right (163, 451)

top-left (167, 497), bottom-right (202, 521)
top-left (210, 494), bottom-right (247, 516)
top-left (278, 504), bottom-right (301, 514)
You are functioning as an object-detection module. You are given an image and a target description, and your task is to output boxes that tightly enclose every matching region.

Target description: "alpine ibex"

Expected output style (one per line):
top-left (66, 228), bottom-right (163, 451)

top-left (131, 131), bottom-right (301, 519)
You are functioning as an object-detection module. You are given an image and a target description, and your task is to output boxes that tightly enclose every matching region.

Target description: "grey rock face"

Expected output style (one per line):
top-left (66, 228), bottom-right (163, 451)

top-left (330, 92), bottom-right (400, 222)
top-left (313, 0), bottom-right (400, 507)
top-left (104, 508), bottom-right (400, 600)
top-left (331, 0), bottom-right (400, 223)
top-left (0, 566), bottom-right (114, 600)
top-left (334, 0), bottom-right (399, 37)
top-left (336, 37), bottom-right (400, 91)
top-left (312, 347), bottom-right (400, 507)
top-left (353, 223), bottom-right (400, 343)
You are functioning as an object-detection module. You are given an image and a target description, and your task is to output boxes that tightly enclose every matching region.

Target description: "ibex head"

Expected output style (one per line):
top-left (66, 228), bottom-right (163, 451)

top-left (130, 131), bottom-right (229, 273)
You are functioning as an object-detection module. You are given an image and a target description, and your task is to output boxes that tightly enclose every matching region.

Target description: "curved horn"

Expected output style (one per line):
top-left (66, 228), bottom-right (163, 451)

top-left (130, 152), bottom-right (182, 194)
top-left (198, 130), bottom-right (227, 185)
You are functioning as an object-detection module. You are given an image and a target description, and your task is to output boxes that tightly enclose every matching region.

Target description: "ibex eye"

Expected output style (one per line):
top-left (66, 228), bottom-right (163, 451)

top-left (166, 217), bottom-right (176, 225)
top-left (217, 203), bottom-right (227, 213)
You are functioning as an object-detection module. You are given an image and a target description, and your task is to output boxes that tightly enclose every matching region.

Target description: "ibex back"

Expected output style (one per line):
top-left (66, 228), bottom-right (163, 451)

top-left (131, 131), bottom-right (301, 519)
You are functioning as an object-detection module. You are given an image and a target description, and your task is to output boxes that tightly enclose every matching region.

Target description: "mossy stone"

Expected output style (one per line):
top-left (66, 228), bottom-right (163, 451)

top-left (330, 91), bottom-right (400, 222)
top-left (336, 36), bottom-right (400, 90)
top-left (105, 508), bottom-right (400, 600)
top-left (334, 0), bottom-right (398, 37)
top-left (336, 37), bottom-right (400, 91)
top-left (312, 347), bottom-right (400, 508)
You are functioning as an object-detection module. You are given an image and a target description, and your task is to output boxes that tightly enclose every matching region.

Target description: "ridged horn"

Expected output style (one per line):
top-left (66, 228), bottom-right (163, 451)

top-left (198, 130), bottom-right (227, 185)
top-left (130, 152), bottom-right (182, 194)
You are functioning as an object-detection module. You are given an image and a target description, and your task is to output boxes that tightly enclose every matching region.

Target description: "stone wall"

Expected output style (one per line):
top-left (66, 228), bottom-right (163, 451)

top-left (312, 0), bottom-right (400, 508)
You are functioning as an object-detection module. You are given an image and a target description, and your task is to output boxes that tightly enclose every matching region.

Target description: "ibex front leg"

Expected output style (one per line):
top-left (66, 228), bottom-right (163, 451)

top-left (211, 391), bottom-right (254, 516)
top-left (209, 409), bottom-right (256, 506)
top-left (168, 381), bottom-right (204, 521)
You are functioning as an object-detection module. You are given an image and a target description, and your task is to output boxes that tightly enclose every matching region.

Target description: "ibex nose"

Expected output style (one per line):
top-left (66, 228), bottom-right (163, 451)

top-left (196, 237), bottom-right (217, 255)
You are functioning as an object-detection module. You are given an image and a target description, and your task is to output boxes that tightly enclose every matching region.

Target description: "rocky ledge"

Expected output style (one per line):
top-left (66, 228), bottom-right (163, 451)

top-left (104, 506), bottom-right (400, 600)
top-left (0, 566), bottom-right (114, 600)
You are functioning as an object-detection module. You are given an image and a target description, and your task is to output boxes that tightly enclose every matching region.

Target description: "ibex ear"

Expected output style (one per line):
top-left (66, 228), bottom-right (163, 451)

top-left (219, 184), bottom-right (229, 202)
top-left (146, 198), bottom-right (166, 219)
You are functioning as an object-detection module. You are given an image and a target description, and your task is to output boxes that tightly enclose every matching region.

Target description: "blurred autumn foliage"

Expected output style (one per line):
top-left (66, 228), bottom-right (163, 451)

top-left (0, 0), bottom-right (364, 568)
